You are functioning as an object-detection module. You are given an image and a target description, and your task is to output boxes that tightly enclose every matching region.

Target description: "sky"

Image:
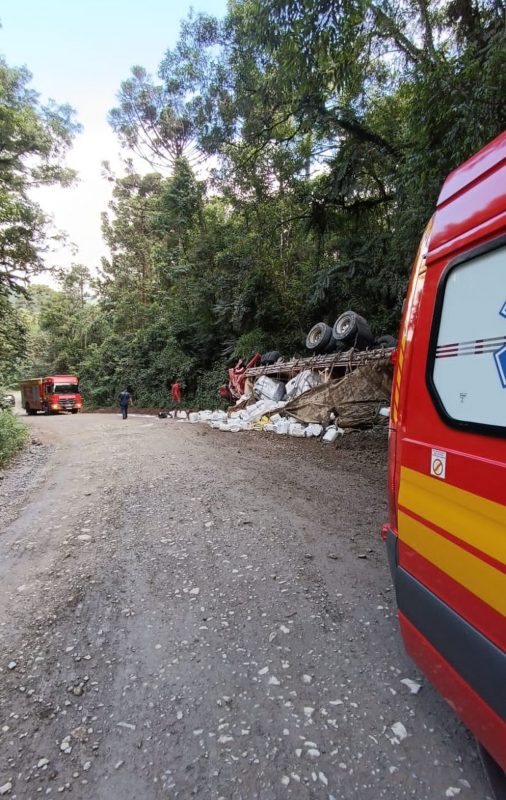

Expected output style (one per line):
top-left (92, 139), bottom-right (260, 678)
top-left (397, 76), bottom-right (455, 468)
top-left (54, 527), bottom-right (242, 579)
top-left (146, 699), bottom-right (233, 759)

top-left (1, 0), bottom-right (228, 277)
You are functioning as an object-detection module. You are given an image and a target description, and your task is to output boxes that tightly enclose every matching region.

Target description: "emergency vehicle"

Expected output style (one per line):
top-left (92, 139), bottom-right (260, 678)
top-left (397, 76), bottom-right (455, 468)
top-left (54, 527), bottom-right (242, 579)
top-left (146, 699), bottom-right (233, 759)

top-left (383, 131), bottom-right (506, 781)
top-left (20, 375), bottom-right (83, 415)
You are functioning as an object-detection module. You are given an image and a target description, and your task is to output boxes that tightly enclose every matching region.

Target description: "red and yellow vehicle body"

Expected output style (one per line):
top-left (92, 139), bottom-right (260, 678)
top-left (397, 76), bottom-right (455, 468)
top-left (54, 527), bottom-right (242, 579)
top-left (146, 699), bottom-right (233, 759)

top-left (384, 131), bottom-right (506, 769)
top-left (20, 375), bottom-right (83, 415)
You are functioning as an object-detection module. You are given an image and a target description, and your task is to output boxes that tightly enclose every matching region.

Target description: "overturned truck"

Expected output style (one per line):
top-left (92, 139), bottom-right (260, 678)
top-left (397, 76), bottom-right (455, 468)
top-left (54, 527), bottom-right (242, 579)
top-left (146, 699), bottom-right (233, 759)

top-left (242, 348), bottom-right (394, 431)
top-left (208, 309), bottom-right (396, 437)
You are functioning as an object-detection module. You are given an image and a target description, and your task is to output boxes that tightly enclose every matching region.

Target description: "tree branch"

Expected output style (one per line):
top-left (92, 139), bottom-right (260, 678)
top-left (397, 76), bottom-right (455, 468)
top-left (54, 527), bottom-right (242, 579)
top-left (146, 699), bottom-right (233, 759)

top-left (370, 3), bottom-right (424, 63)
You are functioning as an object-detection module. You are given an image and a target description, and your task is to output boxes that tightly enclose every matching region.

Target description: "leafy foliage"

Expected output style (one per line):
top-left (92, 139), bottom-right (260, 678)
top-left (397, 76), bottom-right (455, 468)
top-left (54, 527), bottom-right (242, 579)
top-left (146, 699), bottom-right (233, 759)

top-left (0, 409), bottom-right (28, 467)
top-left (0, 294), bottom-right (28, 385)
top-left (0, 53), bottom-right (79, 393)
top-left (0, 57), bottom-right (80, 295)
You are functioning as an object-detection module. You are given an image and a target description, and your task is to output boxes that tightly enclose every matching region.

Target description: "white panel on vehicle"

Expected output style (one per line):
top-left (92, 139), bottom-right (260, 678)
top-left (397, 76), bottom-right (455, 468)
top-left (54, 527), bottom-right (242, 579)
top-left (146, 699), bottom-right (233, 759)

top-left (432, 245), bottom-right (506, 428)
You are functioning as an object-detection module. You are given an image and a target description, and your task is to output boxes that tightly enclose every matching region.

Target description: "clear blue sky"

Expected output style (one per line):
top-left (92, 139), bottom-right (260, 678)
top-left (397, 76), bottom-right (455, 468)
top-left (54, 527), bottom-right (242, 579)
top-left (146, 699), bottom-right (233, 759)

top-left (0, 0), bottom-right (228, 273)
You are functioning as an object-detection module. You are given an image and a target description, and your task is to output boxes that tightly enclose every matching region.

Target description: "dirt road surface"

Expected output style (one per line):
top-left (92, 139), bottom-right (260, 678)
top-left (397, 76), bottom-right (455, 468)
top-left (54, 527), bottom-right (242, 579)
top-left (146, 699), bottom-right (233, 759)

top-left (0, 411), bottom-right (491, 799)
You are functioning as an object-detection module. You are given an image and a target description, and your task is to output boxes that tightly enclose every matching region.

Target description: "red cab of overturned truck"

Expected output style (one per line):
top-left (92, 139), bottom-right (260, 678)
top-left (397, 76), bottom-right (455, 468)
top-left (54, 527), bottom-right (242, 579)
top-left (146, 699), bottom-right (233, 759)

top-left (20, 375), bottom-right (83, 415)
top-left (384, 131), bottom-right (506, 770)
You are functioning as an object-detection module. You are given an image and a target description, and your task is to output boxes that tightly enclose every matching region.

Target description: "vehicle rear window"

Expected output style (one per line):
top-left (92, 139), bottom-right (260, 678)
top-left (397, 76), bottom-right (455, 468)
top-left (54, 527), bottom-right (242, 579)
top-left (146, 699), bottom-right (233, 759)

top-left (429, 242), bottom-right (506, 433)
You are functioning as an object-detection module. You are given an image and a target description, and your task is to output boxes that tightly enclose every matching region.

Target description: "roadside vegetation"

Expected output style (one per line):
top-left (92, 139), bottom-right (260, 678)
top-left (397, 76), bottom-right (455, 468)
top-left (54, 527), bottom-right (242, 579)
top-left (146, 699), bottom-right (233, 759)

top-left (1, 1), bottom-right (505, 407)
top-left (0, 54), bottom-right (80, 390)
top-left (0, 409), bottom-right (28, 467)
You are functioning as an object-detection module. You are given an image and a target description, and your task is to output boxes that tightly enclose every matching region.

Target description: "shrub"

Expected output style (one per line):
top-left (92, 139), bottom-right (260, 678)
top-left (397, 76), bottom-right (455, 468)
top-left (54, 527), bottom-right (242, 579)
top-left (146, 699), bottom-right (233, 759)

top-left (191, 362), bottom-right (229, 410)
top-left (0, 410), bottom-right (29, 467)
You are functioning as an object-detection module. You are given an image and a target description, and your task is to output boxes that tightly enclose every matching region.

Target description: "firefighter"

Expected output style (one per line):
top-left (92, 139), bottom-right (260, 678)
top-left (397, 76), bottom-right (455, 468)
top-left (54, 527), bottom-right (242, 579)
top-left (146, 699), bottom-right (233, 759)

top-left (118, 388), bottom-right (131, 420)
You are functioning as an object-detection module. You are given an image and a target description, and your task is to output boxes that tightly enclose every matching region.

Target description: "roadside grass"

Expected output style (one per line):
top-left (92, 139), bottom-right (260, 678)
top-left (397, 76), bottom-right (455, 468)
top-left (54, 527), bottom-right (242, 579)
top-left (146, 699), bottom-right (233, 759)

top-left (0, 410), bottom-right (29, 467)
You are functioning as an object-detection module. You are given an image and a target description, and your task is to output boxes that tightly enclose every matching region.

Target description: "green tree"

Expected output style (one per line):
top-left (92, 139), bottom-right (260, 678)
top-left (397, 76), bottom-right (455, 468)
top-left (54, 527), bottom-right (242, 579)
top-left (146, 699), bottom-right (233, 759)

top-left (21, 267), bottom-right (100, 377)
top-left (63, 0), bottom-right (505, 408)
top-left (108, 66), bottom-right (198, 170)
top-left (0, 54), bottom-right (80, 387)
top-left (100, 169), bottom-right (164, 330)
top-left (0, 294), bottom-right (27, 385)
top-left (203, 0), bottom-right (506, 329)
top-left (0, 56), bottom-right (80, 295)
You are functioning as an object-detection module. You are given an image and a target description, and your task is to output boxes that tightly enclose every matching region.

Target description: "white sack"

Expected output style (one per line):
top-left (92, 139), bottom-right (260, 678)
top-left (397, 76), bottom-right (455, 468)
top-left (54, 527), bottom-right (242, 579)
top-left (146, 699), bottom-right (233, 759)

top-left (253, 376), bottom-right (286, 403)
top-left (285, 370), bottom-right (321, 400)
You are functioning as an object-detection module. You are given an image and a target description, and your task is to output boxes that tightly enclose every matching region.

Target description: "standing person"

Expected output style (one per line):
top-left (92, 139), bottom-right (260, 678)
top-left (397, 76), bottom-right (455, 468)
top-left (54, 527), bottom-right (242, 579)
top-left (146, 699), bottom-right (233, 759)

top-left (171, 380), bottom-right (182, 416)
top-left (118, 388), bottom-right (131, 420)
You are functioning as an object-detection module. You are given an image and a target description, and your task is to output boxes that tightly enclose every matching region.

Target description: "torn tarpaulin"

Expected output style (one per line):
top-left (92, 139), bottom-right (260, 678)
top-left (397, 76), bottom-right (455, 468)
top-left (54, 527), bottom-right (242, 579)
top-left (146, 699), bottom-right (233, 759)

top-left (282, 360), bottom-right (393, 426)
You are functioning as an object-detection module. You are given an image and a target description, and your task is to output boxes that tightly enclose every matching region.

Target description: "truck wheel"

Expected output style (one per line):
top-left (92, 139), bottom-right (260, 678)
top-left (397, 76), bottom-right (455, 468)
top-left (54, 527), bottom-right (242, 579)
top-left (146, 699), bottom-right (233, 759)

top-left (333, 310), bottom-right (374, 350)
top-left (260, 350), bottom-right (281, 366)
top-left (376, 335), bottom-right (397, 348)
top-left (323, 337), bottom-right (345, 354)
top-left (71, 409), bottom-right (79, 414)
top-left (306, 322), bottom-right (333, 353)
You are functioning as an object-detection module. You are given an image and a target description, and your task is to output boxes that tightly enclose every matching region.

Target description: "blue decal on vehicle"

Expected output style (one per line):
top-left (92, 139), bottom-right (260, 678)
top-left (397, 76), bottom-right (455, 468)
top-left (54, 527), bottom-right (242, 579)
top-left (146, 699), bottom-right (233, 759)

top-left (495, 304), bottom-right (506, 387)
top-left (495, 345), bottom-right (506, 388)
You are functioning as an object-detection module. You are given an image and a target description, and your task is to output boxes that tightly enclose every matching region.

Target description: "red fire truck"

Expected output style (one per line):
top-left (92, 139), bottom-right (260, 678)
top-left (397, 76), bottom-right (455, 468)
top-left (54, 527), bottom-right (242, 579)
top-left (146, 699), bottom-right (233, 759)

top-left (20, 375), bottom-right (83, 415)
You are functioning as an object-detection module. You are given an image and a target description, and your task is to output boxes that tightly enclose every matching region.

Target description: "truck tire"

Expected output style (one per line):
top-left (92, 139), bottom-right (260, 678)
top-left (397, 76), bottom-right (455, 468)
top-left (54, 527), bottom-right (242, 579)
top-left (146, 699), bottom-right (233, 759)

top-left (71, 409), bottom-right (79, 414)
top-left (260, 350), bottom-right (281, 366)
top-left (376, 335), bottom-right (397, 348)
top-left (323, 337), bottom-right (345, 354)
top-left (26, 405), bottom-right (36, 416)
top-left (333, 311), bottom-right (374, 350)
top-left (306, 322), bottom-right (333, 353)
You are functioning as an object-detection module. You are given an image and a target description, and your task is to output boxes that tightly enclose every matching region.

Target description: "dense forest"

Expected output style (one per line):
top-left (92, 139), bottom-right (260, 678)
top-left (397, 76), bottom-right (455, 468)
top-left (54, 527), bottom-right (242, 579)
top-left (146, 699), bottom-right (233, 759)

top-left (1, 0), bottom-right (505, 407)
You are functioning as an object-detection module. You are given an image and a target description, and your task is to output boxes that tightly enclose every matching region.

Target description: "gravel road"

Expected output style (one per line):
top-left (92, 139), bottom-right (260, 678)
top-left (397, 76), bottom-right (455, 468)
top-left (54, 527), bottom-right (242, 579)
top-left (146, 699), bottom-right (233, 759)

top-left (0, 411), bottom-right (491, 800)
